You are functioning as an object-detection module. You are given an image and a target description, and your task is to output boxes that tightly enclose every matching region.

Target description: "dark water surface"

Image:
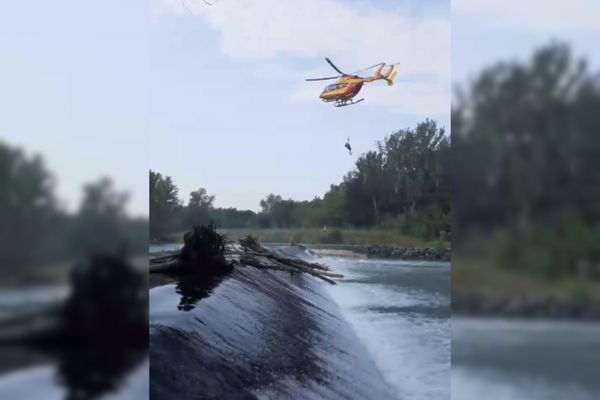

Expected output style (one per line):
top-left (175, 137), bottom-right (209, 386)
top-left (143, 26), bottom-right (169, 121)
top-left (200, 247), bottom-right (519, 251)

top-left (0, 259), bottom-right (149, 399)
top-left (452, 317), bottom-right (600, 400)
top-left (150, 246), bottom-right (399, 399)
top-left (150, 245), bottom-right (450, 399)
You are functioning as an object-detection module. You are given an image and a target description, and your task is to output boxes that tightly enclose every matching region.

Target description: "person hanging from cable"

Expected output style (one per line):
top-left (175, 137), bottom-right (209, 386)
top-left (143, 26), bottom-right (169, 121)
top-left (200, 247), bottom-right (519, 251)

top-left (345, 138), bottom-right (352, 155)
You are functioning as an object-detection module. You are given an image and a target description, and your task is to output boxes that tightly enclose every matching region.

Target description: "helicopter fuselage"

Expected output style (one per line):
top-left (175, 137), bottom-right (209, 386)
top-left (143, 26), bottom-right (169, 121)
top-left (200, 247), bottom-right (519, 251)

top-left (319, 76), bottom-right (364, 102)
top-left (307, 59), bottom-right (397, 107)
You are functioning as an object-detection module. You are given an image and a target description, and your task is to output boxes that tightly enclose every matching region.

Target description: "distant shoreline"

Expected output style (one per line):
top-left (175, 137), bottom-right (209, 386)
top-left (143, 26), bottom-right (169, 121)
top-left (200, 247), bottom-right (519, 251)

top-left (453, 261), bottom-right (600, 321)
top-left (152, 228), bottom-right (451, 262)
top-left (452, 291), bottom-right (600, 320)
top-left (153, 227), bottom-right (450, 257)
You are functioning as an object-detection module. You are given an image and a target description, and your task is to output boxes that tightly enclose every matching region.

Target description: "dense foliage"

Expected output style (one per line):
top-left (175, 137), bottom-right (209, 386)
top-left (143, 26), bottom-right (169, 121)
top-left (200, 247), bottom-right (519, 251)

top-left (149, 170), bottom-right (180, 239)
top-left (453, 42), bottom-right (600, 279)
top-left (150, 119), bottom-right (451, 240)
top-left (0, 142), bottom-right (147, 278)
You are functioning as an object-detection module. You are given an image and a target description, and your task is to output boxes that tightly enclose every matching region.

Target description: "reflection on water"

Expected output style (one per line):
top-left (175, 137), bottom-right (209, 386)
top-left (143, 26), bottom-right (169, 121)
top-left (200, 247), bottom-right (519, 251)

top-left (0, 287), bottom-right (68, 321)
top-left (0, 358), bottom-right (149, 400)
top-left (175, 275), bottom-right (222, 311)
top-left (0, 254), bottom-right (149, 399)
top-left (149, 246), bottom-right (230, 312)
top-left (152, 273), bottom-right (227, 312)
top-left (452, 317), bottom-right (600, 400)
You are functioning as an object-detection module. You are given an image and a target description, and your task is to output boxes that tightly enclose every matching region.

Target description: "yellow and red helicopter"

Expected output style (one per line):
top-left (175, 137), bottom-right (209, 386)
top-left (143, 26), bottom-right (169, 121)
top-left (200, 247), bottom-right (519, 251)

top-left (305, 58), bottom-right (398, 107)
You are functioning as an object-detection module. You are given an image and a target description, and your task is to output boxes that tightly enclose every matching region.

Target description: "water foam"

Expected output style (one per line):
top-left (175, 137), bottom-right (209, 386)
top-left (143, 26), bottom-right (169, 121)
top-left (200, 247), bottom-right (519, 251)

top-left (324, 257), bottom-right (450, 400)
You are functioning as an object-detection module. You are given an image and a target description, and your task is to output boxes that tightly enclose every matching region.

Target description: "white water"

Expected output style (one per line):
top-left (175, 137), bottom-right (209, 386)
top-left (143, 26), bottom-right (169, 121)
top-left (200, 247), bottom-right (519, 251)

top-left (323, 257), bottom-right (451, 400)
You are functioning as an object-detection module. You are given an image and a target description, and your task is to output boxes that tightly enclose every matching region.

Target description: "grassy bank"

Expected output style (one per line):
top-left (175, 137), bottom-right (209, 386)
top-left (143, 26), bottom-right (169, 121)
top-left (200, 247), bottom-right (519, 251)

top-left (0, 261), bottom-right (73, 286)
top-left (453, 258), bottom-right (600, 306)
top-left (165, 228), bottom-right (450, 249)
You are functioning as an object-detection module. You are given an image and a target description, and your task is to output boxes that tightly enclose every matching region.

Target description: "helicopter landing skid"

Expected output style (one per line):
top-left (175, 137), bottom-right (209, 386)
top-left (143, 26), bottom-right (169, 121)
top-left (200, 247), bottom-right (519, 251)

top-left (334, 98), bottom-right (365, 107)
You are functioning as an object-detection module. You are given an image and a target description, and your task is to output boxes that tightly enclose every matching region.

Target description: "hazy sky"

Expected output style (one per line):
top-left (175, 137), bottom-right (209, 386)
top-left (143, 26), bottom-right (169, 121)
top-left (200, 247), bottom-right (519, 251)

top-left (2, 1), bottom-right (597, 215)
top-left (453, 0), bottom-right (600, 84)
top-left (0, 1), bottom-right (151, 216)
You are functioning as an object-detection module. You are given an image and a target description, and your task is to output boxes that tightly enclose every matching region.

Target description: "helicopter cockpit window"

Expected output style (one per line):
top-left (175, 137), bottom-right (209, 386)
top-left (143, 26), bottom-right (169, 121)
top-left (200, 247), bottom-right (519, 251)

top-left (324, 83), bottom-right (346, 92)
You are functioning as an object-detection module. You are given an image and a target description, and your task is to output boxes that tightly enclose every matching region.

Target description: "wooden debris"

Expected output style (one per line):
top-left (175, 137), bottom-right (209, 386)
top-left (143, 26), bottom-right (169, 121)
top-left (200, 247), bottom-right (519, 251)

top-left (150, 224), bottom-right (232, 275)
top-left (150, 230), bottom-right (343, 284)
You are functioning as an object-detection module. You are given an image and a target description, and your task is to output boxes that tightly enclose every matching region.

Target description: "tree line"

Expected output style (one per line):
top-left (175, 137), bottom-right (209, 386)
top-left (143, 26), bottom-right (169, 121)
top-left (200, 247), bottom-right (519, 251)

top-left (453, 42), bottom-right (600, 279)
top-left (150, 119), bottom-right (451, 241)
top-left (0, 142), bottom-right (147, 279)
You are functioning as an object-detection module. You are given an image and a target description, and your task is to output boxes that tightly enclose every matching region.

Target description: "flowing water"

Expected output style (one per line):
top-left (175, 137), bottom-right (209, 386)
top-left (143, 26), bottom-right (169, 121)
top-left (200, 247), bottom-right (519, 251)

top-left (150, 245), bottom-right (450, 399)
top-left (452, 317), bottom-right (600, 400)
top-left (321, 256), bottom-right (451, 400)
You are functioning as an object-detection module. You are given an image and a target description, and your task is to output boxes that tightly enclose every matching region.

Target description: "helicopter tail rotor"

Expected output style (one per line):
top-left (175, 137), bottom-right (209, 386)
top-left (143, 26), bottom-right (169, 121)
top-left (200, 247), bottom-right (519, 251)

top-left (376, 63), bottom-right (399, 86)
top-left (386, 67), bottom-right (398, 86)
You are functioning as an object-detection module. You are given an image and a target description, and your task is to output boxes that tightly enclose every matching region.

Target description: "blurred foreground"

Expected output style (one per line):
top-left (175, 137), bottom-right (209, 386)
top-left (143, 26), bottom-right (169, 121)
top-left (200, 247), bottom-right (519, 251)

top-left (452, 39), bottom-right (600, 399)
top-left (0, 141), bottom-right (148, 399)
top-left (453, 41), bottom-right (600, 317)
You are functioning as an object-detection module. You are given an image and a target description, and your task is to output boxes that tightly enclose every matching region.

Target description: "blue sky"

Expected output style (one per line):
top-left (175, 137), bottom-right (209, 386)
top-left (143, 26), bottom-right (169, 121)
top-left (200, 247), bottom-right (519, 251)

top-left (3, 0), bottom-right (596, 215)
top-left (1, 0), bottom-right (451, 215)
top-left (148, 0), bottom-right (451, 211)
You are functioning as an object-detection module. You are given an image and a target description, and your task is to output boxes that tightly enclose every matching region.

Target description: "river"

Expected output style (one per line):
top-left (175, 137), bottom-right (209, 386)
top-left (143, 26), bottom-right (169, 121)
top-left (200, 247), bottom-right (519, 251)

top-left (452, 317), bottom-right (600, 400)
top-left (150, 244), bottom-right (450, 399)
top-left (321, 256), bottom-right (451, 400)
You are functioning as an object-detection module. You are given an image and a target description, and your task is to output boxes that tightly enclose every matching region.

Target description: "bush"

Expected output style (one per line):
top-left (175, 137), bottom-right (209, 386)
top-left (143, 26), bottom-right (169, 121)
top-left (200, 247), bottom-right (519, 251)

top-left (320, 229), bottom-right (343, 244)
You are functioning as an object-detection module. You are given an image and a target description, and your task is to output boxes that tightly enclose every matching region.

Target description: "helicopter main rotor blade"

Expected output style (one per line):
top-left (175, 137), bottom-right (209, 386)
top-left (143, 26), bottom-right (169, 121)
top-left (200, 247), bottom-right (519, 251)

top-left (305, 76), bottom-right (341, 81)
top-left (325, 58), bottom-right (347, 76)
top-left (352, 62), bottom-right (385, 75)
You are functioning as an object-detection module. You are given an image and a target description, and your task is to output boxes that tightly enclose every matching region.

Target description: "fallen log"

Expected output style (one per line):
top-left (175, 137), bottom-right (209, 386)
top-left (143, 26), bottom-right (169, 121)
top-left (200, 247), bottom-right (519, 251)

top-left (236, 235), bottom-right (330, 271)
top-left (150, 229), bottom-right (342, 284)
top-left (264, 257), bottom-right (338, 284)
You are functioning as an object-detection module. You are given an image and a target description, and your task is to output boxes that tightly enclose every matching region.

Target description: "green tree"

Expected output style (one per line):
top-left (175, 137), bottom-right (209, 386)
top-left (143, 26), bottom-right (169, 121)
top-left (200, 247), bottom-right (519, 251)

top-left (453, 42), bottom-right (600, 276)
top-left (69, 177), bottom-right (130, 255)
top-left (0, 142), bottom-right (58, 271)
top-left (149, 170), bottom-right (180, 240)
top-left (322, 185), bottom-right (346, 226)
top-left (185, 187), bottom-right (215, 227)
top-left (380, 119), bottom-right (448, 222)
top-left (343, 151), bottom-right (387, 227)
top-left (259, 194), bottom-right (283, 213)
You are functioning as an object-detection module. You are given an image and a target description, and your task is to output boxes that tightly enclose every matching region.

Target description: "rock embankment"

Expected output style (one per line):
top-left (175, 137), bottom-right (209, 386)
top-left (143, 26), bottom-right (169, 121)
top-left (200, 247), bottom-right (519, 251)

top-left (452, 291), bottom-right (600, 320)
top-left (366, 245), bottom-right (450, 261)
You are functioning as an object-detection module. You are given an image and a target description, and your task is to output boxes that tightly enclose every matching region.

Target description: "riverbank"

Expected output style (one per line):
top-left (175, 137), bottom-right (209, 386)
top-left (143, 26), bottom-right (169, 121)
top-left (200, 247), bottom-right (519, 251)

top-left (0, 262), bottom-right (72, 287)
top-left (157, 228), bottom-right (450, 261)
top-left (453, 259), bottom-right (600, 320)
top-left (160, 228), bottom-right (448, 247)
top-left (365, 244), bottom-right (450, 261)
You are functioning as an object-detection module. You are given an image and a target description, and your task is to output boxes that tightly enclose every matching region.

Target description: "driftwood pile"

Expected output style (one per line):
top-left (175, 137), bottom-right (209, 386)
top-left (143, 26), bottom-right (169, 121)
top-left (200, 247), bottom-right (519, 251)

top-left (150, 226), bottom-right (342, 285)
top-left (232, 235), bottom-right (343, 284)
top-left (149, 224), bottom-right (231, 276)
